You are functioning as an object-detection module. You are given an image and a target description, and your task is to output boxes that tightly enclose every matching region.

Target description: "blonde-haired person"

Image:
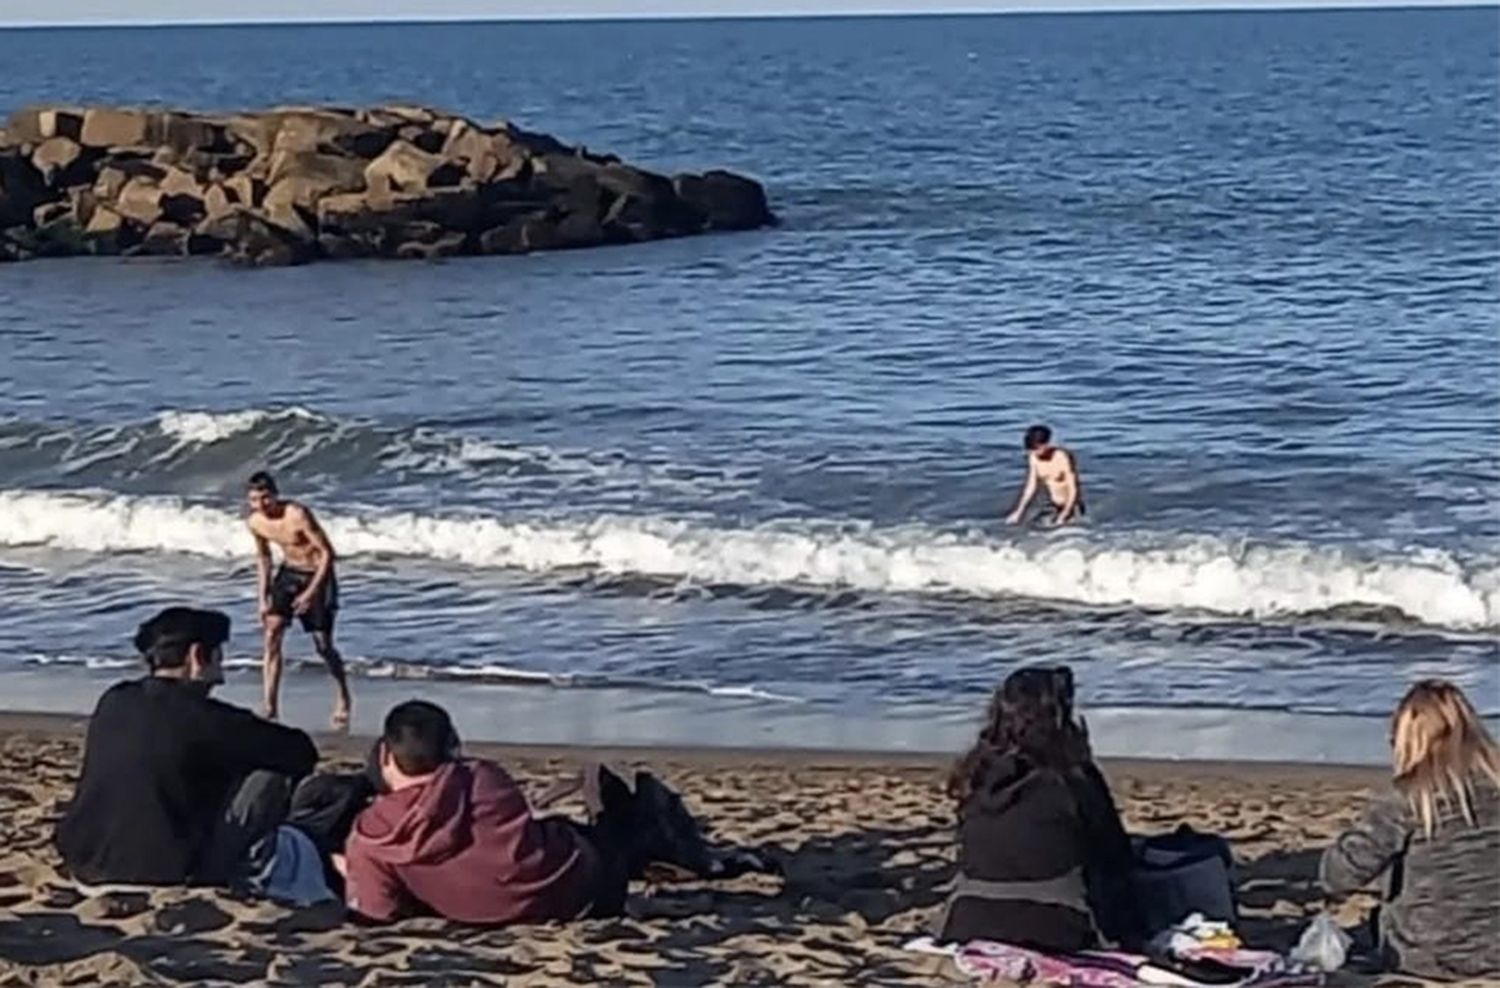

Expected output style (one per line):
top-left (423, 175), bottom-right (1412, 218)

top-left (1321, 679), bottom-right (1500, 979)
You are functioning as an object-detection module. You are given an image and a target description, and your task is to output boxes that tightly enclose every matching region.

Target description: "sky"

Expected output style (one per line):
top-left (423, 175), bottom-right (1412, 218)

top-left (0, 0), bottom-right (1486, 27)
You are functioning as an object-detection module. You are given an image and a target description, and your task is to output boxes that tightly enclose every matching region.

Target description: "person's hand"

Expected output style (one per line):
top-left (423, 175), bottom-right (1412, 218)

top-left (258, 598), bottom-right (274, 623)
top-left (292, 591), bottom-right (314, 615)
top-left (1005, 509), bottom-right (1023, 526)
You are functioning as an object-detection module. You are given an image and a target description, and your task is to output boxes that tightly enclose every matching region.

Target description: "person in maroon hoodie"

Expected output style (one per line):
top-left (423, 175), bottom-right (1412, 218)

top-left (341, 700), bottom-right (624, 925)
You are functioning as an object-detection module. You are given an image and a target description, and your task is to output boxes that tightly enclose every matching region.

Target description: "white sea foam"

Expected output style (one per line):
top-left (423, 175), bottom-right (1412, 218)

top-left (1, 488), bottom-right (1495, 630)
top-left (154, 407), bottom-right (323, 445)
top-left (4, 408), bottom-right (733, 501)
top-left (18, 651), bottom-right (799, 702)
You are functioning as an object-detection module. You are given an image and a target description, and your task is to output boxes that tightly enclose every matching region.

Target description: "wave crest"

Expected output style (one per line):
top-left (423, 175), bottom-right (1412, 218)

top-left (0, 408), bottom-right (711, 496)
top-left (155, 407), bottom-right (322, 445)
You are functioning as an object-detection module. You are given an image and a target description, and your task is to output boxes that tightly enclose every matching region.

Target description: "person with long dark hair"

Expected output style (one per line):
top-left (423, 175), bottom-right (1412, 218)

top-left (938, 665), bottom-right (1136, 950)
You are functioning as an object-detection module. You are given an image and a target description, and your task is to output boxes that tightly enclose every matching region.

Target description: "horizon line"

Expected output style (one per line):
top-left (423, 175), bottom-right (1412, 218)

top-left (0, 0), bottom-right (1492, 30)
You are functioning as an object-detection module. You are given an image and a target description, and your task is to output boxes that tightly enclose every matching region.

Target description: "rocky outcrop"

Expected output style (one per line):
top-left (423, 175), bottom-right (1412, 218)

top-left (0, 104), bottom-right (773, 266)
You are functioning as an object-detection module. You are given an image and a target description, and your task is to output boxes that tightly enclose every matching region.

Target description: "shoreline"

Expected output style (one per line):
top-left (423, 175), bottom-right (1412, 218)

top-left (0, 665), bottom-right (1414, 766)
top-left (0, 708), bottom-right (1393, 782)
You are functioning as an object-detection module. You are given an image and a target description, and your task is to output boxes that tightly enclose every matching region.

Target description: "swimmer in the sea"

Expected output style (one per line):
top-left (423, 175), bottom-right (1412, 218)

top-left (246, 470), bottom-right (351, 727)
top-left (1004, 424), bottom-right (1085, 527)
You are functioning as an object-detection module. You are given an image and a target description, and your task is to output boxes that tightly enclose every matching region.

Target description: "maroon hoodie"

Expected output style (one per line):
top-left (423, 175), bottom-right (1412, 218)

top-left (345, 759), bottom-right (599, 925)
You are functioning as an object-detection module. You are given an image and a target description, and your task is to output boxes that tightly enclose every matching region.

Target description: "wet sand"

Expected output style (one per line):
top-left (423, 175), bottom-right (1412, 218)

top-left (0, 712), bottom-right (1478, 987)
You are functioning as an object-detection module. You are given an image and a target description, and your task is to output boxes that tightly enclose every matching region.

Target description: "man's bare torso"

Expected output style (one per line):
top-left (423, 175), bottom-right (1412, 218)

top-left (1032, 448), bottom-right (1078, 508)
top-left (248, 502), bottom-right (326, 571)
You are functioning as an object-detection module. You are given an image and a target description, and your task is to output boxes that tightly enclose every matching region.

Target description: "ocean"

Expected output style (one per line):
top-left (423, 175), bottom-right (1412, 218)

top-left (0, 8), bottom-right (1496, 757)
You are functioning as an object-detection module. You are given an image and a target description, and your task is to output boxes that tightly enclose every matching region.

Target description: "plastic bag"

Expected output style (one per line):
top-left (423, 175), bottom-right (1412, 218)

top-left (1290, 912), bottom-right (1351, 972)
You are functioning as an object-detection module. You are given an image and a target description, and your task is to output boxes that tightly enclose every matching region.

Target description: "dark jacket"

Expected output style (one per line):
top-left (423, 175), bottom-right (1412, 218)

top-left (1322, 780), bottom-right (1500, 980)
top-left (941, 754), bottom-right (1136, 950)
top-left (344, 759), bottom-right (601, 926)
top-left (55, 676), bottom-right (318, 885)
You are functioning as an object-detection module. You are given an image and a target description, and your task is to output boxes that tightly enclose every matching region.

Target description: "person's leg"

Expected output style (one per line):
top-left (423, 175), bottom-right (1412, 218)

top-left (286, 771), bottom-right (373, 857)
top-left (198, 770), bottom-right (291, 885)
top-left (262, 614), bottom-right (289, 721)
top-left (568, 820), bottom-right (630, 918)
top-left (310, 621), bottom-right (350, 729)
top-left (305, 572), bottom-right (350, 729)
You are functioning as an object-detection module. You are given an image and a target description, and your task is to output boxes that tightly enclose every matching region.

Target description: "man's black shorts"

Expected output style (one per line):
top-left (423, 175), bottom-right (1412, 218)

top-left (269, 565), bottom-right (339, 633)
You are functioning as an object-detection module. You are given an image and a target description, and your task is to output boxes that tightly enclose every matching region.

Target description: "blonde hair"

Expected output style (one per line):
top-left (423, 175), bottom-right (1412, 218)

top-left (1391, 680), bottom-right (1500, 838)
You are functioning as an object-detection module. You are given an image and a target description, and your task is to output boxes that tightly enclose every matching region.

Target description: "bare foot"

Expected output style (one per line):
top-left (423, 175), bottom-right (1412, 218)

top-left (262, 705), bottom-right (279, 722)
top-left (331, 693), bottom-right (351, 731)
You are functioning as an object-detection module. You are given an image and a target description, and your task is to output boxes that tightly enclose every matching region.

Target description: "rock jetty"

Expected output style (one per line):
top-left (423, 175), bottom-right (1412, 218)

top-left (0, 104), bottom-right (773, 266)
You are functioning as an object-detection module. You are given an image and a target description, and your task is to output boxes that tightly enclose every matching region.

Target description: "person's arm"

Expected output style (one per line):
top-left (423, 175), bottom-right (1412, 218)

top-left (202, 699), bottom-right (319, 779)
top-left (1005, 458), bottom-right (1039, 525)
top-left (1072, 763), bottom-right (1141, 946)
top-left (1052, 452), bottom-right (1081, 525)
top-left (344, 838), bottom-right (406, 923)
top-left (1320, 791), bottom-right (1412, 895)
top-left (291, 505), bottom-right (336, 614)
top-left (251, 524), bottom-right (273, 621)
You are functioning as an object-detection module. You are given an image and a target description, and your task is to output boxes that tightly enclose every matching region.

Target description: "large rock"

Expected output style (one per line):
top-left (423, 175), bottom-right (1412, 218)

top-left (66, 186), bottom-right (98, 228)
top-left (157, 113), bottom-right (230, 154)
top-left (93, 166), bottom-right (132, 203)
top-left (0, 151), bottom-right (49, 227)
top-left (590, 163), bottom-right (702, 240)
top-left (31, 200), bottom-right (90, 256)
top-left (160, 191), bottom-right (206, 227)
top-left (221, 210), bottom-right (314, 267)
top-left (223, 173), bottom-right (265, 209)
top-left (159, 165), bottom-right (207, 200)
top-left (317, 188), bottom-right (483, 256)
top-left (129, 220), bottom-right (190, 257)
top-left (505, 124), bottom-right (571, 158)
top-left (113, 177), bottom-right (165, 226)
top-left (442, 120), bottom-right (522, 184)
top-left (271, 109), bottom-right (394, 160)
top-left (93, 160), bottom-right (165, 202)
top-left (364, 140), bottom-right (464, 196)
top-left (5, 106), bottom-right (86, 145)
top-left (202, 183), bottom-right (236, 222)
top-left (533, 152), bottom-right (602, 190)
top-left (221, 114), bottom-right (282, 158)
top-left (264, 150), bottom-right (366, 205)
top-left (79, 108), bottom-right (156, 149)
top-left (32, 137), bottom-right (95, 188)
top-left (674, 170), bottom-right (774, 231)
top-left (83, 206), bottom-right (141, 253)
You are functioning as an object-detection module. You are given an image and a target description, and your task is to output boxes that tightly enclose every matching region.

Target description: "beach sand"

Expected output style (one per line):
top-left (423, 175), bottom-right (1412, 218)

top-left (0, 713), bottom-right (1482, 987)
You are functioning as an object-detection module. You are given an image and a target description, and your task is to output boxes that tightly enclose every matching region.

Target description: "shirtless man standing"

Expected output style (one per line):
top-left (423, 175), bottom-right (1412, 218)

top-left (1004, 424), bottom-right (1086, 527)
top-left (246, 471), bottom-right (351, 727)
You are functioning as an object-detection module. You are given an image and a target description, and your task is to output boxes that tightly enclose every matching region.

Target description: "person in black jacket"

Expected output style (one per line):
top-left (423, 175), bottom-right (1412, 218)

top-left (56, 607), bottom-right (318, 886)
top-left (938, 665), bottom-right (1138, 950)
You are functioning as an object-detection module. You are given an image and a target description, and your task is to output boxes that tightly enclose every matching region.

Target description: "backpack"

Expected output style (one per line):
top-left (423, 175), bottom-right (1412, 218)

top-left (1132, 825), bottom-right (1237, 937)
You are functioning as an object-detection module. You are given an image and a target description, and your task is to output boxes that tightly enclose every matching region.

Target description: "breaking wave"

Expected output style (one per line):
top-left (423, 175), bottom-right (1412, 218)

top-left (0, 407), bottom-right (725, 498)
top-left (2, 488), bottom-right (1495, 631)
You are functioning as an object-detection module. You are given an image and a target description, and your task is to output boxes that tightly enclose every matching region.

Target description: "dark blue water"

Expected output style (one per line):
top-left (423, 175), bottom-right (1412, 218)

top-left (1, 10), bottom-right (1496, 736)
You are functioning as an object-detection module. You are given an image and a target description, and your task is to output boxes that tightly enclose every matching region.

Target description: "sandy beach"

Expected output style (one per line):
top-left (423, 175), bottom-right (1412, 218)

top-left (2, 711), bottom-right (1483, 987)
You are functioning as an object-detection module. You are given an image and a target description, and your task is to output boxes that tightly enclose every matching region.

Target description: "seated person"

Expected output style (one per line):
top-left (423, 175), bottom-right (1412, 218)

top-left (341, 700), bottom-right (625, 925)
top-left (56, 607), bottom-right (318, 886)
top-left (1322, 680), bottom-right (1500, 980)
top-left (938, 665), bottom-right (1136, 950)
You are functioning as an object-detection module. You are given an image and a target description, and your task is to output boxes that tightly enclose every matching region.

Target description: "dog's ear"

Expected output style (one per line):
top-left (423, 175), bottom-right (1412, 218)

top-left (580, 763), bottom-right (632, 819)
